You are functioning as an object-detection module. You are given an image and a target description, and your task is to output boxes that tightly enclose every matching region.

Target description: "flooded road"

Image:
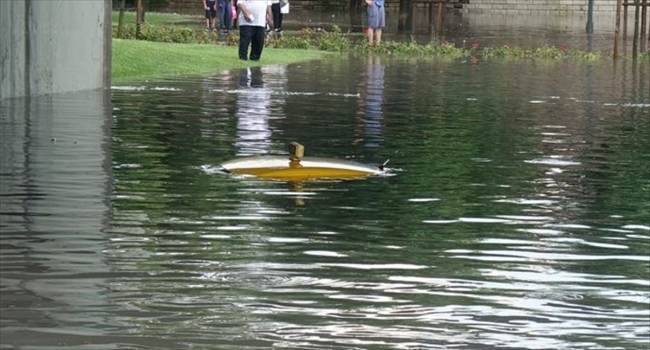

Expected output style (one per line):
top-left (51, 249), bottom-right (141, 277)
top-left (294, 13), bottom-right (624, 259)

top-left (1, 56), bottom-right (649, 349)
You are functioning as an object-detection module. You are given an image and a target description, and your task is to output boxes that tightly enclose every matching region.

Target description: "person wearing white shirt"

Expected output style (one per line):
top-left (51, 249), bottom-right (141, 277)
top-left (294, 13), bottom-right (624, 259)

top-left (237, 0), bottom-right (272, 61)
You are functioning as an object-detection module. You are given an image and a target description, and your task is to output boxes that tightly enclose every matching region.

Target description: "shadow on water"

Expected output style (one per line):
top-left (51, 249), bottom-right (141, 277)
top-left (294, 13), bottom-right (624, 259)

top-left (1, 55), bottom-right (649, 349)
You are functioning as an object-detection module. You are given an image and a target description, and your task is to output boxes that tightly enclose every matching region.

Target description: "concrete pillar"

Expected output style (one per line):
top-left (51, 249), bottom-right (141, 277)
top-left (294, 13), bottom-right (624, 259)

top-left (0, 0), bottom-right (112, 100)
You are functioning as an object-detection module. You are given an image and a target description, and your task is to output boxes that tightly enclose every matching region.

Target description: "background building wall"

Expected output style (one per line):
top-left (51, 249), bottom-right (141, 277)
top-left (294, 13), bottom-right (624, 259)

top-left (0, 0), bottom-right (112, 100)
top-left (462, 0), bottom-right (618, 13)
top-left (157, 0), bottom-right (625, 33)
top-left (159, 0), bottom-right (621, 15)
top-left (459, 0), bottom-right (624, 32)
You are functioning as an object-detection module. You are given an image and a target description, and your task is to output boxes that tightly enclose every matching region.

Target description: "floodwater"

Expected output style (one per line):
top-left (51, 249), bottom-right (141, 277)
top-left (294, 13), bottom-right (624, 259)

top-left (1, 56), bottom-right (649, 350)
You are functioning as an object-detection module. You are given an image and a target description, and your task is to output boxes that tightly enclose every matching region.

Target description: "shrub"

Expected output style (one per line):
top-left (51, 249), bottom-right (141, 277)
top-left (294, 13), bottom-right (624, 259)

top-left (113, 23), bottom-right (216, 44)
top-left (266, 27), bottom-right (350, 51)
top-left (317, 26), bottom-right (351, 52)
top-left (355, 40), bottom-right (467, 58)
top-left (482, 44), bottom-right (527, 58)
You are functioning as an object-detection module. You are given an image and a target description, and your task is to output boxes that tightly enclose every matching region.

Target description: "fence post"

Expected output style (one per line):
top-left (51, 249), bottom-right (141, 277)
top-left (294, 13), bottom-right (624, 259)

top-left (117, 0), bottom-right (126, 38)
top-left (614, 0), bottom-right (623, 58)
top-left (632, 0), bottom-right (640, 57)
top-left (641, 0), bottom-right (648, 53)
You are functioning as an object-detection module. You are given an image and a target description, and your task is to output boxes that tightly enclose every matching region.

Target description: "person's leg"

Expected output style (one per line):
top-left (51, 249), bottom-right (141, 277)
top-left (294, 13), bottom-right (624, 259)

top-left (374, 28), bottom-right (382, 44)
top-left (224, 0), bottom-right (232, 30)
top-left (207, 1), bottom-right (214, 29)
top-left (217, 0), bottom-right (225, 30)
top-left (375, 5), bottom-right (384, 44)
top-left (239, 25), bottom-right (253, 60)
top-left (249, 26), bottom-right (265, 60)
top-left (366, 4), bottom-right (378, 44)
top-left (272, 3), bottom-right (281, 30)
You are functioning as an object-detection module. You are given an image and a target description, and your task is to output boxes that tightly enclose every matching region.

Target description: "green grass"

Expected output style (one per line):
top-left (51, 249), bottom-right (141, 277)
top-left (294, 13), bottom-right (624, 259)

top-left (112, 39), bottom-right (332, 83)
top-left (110, 11), bottom-right (619, 82)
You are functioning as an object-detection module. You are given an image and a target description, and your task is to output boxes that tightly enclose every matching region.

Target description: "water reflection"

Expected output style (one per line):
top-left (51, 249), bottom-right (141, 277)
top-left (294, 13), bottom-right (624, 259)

top-left (1, 57), bottom-right (648, 349)
top-left (108, 58), bottom-right (647, 349)
top-left (236, 66), bottom-right (274, 155)
top-left (0, 90), bottom-right (114, 347)
top-left (356, 56), bottom-right (385, 148)
top-left (234, 65), bottom-right (290, 157)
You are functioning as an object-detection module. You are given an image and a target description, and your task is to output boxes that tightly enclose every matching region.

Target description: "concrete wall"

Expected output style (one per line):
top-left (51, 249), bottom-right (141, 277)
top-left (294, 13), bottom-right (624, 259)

top-left (459, 0), bottom-right (635, 33)
top-left (0, 0), bottom-right (112, 100)
top-left (161, 0), bottom-right (625, 32)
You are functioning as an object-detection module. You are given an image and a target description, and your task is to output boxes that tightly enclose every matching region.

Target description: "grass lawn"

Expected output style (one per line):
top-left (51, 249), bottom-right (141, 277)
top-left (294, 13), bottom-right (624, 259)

top-left (112, 39), bottom-right (333, 83)
top-left (111, 11), bottom-right (334, 82)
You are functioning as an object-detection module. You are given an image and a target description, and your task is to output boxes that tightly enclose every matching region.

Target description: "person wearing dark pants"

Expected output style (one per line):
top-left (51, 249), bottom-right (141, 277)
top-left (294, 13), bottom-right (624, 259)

top-left (238, 25), bottom-right (266, 61)
top-left (237, 0), bottom-right (272, 60)
top-left (271, 0), bottom-right (283, 32)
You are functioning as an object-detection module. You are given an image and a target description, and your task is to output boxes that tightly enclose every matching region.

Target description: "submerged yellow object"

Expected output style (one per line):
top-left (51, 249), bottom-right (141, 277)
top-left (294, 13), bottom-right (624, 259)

top-left (221, 156), bottom-right (386, 181)
top-left (220, 143), bottom-right (387, 181)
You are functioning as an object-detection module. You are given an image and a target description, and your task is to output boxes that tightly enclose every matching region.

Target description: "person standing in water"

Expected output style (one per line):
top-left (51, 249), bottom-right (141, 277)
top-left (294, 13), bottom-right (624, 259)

top-left (237, 0), bottom-right (273, 61)
top-left (364, 0), bottom-right (385, 45)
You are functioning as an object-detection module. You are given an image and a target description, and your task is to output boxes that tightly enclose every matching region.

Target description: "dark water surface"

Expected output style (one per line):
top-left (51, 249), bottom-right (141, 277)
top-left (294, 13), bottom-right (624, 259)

top-left (1, 57), bottom-right (649, 349)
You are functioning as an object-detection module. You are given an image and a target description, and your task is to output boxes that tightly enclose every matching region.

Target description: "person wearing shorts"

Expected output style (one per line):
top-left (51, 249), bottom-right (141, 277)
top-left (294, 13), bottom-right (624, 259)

top-left (364, 0), bottom-right (385, 45)
top-left (204, 0), bottom-right (217, 30)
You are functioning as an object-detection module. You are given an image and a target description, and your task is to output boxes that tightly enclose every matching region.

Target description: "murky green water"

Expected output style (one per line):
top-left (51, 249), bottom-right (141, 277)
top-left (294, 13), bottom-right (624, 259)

top-left (1, 57), bottom-right (649, 349)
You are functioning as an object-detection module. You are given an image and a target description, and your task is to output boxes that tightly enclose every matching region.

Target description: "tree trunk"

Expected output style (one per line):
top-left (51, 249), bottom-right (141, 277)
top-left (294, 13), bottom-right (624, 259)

top-left (137, 0), bottom-right (146, 23)
top-left (398, 0), bottom-right (412, 34)
top-left (117, 0), bottom-right (126, 38)
top-left (136, 0), bottom-right (142, 38)
top-left (349, 0), bottom-right (363, 32)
